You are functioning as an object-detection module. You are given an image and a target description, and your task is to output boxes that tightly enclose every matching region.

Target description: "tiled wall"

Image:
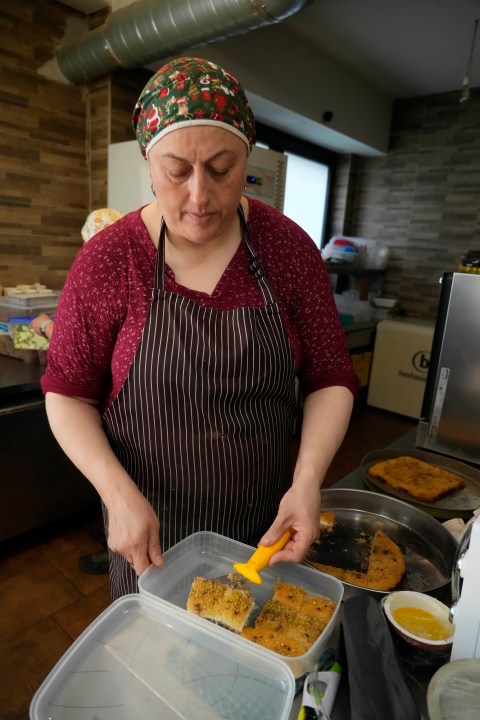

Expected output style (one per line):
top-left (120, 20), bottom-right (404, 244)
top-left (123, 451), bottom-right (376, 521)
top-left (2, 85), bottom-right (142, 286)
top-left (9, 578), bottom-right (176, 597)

top-left (0, 1), bottom-right (88, 290)
top-left (0, 1), bottom-right (148, 290)
top-left (331, 91), bottom-right (480, 319)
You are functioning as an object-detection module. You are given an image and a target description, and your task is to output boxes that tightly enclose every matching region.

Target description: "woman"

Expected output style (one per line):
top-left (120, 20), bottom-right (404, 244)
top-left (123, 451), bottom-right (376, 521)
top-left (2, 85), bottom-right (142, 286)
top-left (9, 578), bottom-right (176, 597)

top-left (42, 57), bottom-right (358, 600)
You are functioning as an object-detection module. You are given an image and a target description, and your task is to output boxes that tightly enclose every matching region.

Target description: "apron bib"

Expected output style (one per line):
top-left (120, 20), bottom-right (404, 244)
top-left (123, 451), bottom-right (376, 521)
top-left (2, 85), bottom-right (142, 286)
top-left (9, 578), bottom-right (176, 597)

top-left (103, 210), bottom-right (296, 599)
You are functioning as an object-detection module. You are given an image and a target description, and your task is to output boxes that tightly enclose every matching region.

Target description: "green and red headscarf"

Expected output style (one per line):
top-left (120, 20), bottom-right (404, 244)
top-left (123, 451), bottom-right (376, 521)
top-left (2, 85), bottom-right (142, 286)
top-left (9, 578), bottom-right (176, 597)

top-left (132, 57), bottom-right (256, 158)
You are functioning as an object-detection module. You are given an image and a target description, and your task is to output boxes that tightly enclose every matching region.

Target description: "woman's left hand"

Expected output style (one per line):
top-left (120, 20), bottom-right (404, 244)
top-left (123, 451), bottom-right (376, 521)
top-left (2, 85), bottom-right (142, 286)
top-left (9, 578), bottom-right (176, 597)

top-left (260, 385), bottom-right (355, 567)
top-left (258, 481), bottom-right (321, 566)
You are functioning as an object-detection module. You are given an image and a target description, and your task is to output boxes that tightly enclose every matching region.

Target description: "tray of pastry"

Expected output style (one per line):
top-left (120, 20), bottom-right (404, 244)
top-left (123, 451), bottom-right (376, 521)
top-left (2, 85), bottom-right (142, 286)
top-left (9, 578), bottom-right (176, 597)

top-left (138, 531), bottom-right (344, 680)
top-left (304, 488), bottom-right (457, 599)
top-left (361, 448), bottom-right (480, 520)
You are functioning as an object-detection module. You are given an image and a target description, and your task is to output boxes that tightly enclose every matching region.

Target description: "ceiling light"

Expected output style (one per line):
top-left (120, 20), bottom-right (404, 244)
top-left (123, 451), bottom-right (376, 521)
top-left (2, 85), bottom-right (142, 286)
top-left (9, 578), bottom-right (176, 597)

top-left (460, 18), bottom-right (479, 103)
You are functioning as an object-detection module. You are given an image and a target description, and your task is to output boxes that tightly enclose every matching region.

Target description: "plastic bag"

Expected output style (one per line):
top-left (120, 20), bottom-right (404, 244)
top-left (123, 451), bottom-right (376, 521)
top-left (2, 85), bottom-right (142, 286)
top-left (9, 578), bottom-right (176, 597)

top-left (342, 594), bottom-right (421, 720)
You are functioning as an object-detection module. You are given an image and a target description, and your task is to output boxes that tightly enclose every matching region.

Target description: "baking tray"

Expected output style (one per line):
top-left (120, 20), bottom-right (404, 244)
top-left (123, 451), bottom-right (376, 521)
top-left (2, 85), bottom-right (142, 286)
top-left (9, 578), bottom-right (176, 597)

top-left (361, 448), bottom-right (480, 520)
top-left (305, 488), bottom-right (457, 600)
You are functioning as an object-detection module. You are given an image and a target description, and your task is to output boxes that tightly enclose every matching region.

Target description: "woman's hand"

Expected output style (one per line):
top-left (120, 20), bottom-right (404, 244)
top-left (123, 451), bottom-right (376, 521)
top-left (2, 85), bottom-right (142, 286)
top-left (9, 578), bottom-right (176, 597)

top-left (30, 312), bottom-right (54, 339)
top-left (106, 485), bottom-right (163, 575)
top-left (45, 393), bottom-right (164, 576)
top-left (259, 481), bottom-right (321, 566)
top-left (259, 385), bottom-right (354, 567)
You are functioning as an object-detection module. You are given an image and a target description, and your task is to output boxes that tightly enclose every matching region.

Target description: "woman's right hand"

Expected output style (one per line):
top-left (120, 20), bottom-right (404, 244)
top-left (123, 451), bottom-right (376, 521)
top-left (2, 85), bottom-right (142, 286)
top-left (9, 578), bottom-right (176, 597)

top-left (106, 486), bottom-right (163, 575)
top-left (44, 393), bottom-right (164, 576)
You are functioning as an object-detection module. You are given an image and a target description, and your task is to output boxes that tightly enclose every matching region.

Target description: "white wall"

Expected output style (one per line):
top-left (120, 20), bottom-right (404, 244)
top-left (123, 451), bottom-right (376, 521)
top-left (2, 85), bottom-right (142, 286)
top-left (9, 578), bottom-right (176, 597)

top-left (160, 24), bottom-right (392, 157)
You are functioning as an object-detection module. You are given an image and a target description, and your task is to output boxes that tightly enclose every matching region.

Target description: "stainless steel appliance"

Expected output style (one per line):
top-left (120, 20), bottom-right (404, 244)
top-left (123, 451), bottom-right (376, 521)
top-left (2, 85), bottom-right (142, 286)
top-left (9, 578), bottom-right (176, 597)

top-left (416, 272), bottom-right (480, 466)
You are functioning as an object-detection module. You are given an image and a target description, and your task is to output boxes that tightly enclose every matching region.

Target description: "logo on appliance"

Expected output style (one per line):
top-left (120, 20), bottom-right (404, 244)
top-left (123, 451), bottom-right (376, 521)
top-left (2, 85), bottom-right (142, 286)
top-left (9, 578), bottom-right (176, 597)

top-left (412, 350), bottom-right (430, 373)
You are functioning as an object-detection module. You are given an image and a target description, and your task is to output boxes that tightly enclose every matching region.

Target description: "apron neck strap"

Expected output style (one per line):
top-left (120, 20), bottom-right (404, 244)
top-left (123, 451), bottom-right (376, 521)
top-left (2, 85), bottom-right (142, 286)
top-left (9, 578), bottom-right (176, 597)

top-left (155, 208), bottom-right (275, 302)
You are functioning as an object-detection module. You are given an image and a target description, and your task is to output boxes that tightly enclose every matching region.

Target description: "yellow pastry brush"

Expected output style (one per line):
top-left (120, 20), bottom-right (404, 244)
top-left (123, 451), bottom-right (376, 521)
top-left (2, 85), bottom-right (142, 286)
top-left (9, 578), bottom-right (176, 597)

top-left (233, 529), bottom-right (292, 584)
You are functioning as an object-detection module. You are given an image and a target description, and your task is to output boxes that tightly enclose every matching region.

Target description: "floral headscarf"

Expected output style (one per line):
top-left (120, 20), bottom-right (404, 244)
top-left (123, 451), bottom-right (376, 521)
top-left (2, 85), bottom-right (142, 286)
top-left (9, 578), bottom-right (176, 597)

top-left (132, 57), bottom-right (256, 159)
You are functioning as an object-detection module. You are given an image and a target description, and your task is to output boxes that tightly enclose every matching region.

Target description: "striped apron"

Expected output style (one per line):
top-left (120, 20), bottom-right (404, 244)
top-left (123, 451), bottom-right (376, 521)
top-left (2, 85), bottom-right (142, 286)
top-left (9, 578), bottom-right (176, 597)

top-left (103, 210), bottom-right (297, 599)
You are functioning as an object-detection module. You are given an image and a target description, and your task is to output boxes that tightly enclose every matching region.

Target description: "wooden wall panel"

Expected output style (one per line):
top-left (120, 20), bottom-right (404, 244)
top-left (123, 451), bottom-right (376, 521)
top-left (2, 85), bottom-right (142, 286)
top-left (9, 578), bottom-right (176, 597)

top-left (88, 78), bottom-right (111, 210)
top-left (0, 0), bottom-right (87, 289)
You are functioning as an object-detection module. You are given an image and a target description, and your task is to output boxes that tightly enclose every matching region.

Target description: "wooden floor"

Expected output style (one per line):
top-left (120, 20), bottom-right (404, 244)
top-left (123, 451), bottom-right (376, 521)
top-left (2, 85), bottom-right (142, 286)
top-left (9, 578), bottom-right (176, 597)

top-left (0, 404), bottom-right (416, 720)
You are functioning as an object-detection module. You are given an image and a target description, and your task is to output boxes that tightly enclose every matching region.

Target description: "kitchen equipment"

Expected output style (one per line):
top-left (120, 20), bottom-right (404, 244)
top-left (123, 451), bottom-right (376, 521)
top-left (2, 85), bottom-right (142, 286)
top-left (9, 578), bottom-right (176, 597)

top-left (417, 272), bottom-right (480, 466)
top-left (426, 659), bottom-right (480, 720)
top-left (30, 593), bottom-right (295, 720)
top-left (449, 514), bottom-right (480, 660)
top-left (233, 529), bottom-right (292, 583)
top-left (361, 448), bottom-right (480, 520)
top-left (138, 531), bottom-right (344, 680)
top-left (305, 523), bottom-right (374, 572)
top-left (371, 297), bottom-right (397, 309)
top-left (304, 489), bottom-right (457, 600)
top-left (298, 663), bottom-right (342, 720)
top-left (2, 291), bottom-right (59, 306)
top-left (303, 679), bottom-right (331, 720)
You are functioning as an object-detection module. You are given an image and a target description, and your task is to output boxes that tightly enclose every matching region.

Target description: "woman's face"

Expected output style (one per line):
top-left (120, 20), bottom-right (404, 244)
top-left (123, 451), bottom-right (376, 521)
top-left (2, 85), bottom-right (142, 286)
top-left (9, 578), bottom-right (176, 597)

top-left (148, 125), bottom-right (248, 246)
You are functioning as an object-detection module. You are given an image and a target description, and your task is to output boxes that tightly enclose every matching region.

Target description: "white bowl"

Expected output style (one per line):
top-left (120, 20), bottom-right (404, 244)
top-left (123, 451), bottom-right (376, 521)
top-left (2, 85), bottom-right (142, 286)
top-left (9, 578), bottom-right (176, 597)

top-left (381, 590), bottom-right (454, 652)
top-left (371, 297), bottom-right (398, 309)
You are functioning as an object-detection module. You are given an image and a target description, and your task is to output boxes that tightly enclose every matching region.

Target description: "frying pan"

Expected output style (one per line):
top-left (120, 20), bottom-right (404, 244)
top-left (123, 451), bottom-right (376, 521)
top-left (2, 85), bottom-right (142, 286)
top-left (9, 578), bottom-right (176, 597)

top-left (307, 523), bottom-right (374, 572)
top-left (305, 488), bottom-right (457, 601)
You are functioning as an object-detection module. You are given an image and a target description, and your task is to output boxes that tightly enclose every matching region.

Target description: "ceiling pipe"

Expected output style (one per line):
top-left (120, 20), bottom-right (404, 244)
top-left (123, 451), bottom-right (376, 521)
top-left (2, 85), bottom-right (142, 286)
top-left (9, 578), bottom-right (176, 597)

top-left (57, 0), bottom-right (312, 84)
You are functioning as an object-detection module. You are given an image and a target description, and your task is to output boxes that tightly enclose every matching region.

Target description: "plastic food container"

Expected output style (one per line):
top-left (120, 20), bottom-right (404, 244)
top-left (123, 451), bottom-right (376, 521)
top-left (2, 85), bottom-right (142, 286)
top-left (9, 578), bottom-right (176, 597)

top-left (30, 593), bottom-right (295, 720)
top-left (427, 659), bottom-right (480, 720)
top-left (139, 531), bottom-right (344, 679)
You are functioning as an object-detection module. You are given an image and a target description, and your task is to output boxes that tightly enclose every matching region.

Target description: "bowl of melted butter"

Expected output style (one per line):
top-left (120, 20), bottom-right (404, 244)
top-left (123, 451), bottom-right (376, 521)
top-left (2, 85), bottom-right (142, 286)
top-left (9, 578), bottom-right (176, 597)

top-left (381, 590), bottom-right (454, 653)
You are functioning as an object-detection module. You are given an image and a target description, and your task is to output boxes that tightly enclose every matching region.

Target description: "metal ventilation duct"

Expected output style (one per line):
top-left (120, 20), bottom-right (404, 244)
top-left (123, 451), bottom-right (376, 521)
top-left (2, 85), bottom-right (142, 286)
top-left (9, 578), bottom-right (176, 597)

top-left (57, 0), bottom-right (312, 84)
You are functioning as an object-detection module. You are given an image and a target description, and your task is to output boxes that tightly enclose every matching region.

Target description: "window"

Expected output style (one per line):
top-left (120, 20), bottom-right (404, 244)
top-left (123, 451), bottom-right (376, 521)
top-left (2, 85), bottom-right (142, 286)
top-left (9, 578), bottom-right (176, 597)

top-left (283, 152), bottom-right (329, 248)
top-left (255, 122), bottom-right (335, 248)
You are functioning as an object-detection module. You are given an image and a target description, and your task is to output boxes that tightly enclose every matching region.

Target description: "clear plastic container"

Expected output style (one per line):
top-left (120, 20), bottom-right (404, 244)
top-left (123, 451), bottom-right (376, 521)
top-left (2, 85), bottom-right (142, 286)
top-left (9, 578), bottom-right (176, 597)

top-left (139, 531), bottom-right (344, 679)
top-left (30, 593), bottom-right (295, 720)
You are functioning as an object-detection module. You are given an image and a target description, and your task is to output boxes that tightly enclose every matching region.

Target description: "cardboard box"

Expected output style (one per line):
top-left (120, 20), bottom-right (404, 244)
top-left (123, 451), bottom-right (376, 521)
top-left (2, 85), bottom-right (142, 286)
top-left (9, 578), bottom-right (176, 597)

top-left (367, 318), bottom-right (435, 418)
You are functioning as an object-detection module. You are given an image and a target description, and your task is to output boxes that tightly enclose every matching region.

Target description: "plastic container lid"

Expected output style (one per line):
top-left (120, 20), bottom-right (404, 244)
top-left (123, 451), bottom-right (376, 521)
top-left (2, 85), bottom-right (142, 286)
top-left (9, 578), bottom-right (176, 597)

top-left (138, 531), bottom-right (344, 680)
top-left (30, 594), bottom-right (295, 720)
top-left (427, 659), bottom-right (480, 720)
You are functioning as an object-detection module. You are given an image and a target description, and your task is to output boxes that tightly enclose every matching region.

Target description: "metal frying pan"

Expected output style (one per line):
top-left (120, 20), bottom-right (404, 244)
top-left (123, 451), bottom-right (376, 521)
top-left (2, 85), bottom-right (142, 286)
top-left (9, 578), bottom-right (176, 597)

top-left (305, 488), bottom-right (457, 601)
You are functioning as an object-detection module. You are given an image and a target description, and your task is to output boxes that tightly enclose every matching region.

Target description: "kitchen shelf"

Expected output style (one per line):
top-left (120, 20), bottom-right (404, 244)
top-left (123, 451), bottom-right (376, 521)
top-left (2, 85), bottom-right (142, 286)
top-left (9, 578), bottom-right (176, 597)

top-left (326, 264), bottom-right (385, 299)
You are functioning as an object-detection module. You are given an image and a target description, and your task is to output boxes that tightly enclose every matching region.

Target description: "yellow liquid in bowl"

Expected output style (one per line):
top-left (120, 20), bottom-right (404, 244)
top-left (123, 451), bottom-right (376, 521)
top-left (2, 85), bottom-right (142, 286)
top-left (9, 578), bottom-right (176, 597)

top-left (392, 606), bottom-right (453, 641)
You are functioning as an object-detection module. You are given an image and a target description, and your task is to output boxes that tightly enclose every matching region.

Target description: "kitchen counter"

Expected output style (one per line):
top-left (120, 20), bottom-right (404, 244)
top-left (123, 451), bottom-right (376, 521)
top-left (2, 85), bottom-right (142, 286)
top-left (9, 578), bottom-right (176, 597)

top-left (0, 353), bottom-right (44, 399)
top-left (0, 354), bottom-right (98, 542)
